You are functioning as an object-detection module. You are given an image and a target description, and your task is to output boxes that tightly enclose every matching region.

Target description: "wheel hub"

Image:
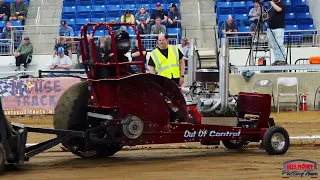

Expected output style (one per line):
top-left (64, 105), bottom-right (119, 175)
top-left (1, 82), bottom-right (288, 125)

top-left (128, 121), bottom-right (142, 135)
top-left (122, 115), bottom-right (144, 139)
top-left (271, 133), bottom-right (286, 151)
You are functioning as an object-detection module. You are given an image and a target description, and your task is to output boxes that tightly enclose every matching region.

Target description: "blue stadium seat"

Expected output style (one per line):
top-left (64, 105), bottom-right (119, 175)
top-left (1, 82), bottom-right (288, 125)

top-left (285, 25), bottom-right (299, 32)
top-left (77, 6), bottom-right (91, 13)
top-left (77, 12), bottom-right (91, 18)
top-left (107, 11), bottom-right (121, 18)
top-left (137, 0), bottom-right (150, 4)
top-left (92, 11), bottom-right (106, 18)
top-left (92, 0), bottom-right (106, 5)
top-left (0, 21), bottom-right (6, 28)
top-left (77, 0), bottom-right (92, 6)
top-left (294, 6), bottom-right (309, 13)
top-left (167, 28), bottom-right (180, 35)
top-left (232, 2), bottom-right (247, 14)
top-left (105, 17), bottom-right (120, 22)
top-left (238, 26), bottom-right (249, 32)
top-left (121, 4), bottom-right (136, 11)
top-left (285, 13), bottom-right (295, 20)
top-left (106, 0), bottom-right (121, 5)
top-left (122, 0), bottom-right (136, 4)
top-left (91, 18), bottom-right (105, 22)
top-left (216, 2), bottom-right (232, 15)
top-left (92, 5), bottom-right (106, 12)
top-left (75, 18), bottom-right (90, 25)
top-left (74, 31), bottom-right (80, 36)
top-left (284, 0), bottom-right (292, 6)
top-left (94, 30), bottom-right (106, 36)
top-left (62, 6), bottom-right (76, 13)
top-left (298, 24), bottom-right (315, 31)
top-left (63, 0), bottom-right (76, 7)
top-left (151, 0), bottom-right (164, 4)
top-left (107, 5), bottom-right (120, 12)
top-left (63, 19), bottom-right (75, 25)
top-left (127, 29), bottom-right (135, 35)
top-left (136, 4), bottom-right (151, 10)
top-left (292, 0), bottom-right (307, 6)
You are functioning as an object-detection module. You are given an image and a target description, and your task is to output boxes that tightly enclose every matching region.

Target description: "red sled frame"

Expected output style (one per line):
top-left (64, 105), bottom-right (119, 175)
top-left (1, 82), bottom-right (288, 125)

top-left (77, 22), bottom-right (288, 154)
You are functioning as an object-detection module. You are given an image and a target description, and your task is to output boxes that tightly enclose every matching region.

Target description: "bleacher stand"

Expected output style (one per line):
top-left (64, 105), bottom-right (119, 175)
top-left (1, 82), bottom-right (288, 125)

top-left (0, 0), bottom-right (29, 55)
top-left (215, 0), bottom-right (315, 46)
top-left (61, 0), bottom-right (182, 51)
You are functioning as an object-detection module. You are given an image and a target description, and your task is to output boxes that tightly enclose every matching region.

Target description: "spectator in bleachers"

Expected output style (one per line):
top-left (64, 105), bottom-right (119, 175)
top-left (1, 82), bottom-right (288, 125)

top-left (9, 0), bottom-right (27, 21)
top-left (168, 3), bottom-right (181, 28)
top-left (48, 47), bottom-right (73, 76)
top-left (150, 2), bottom-right (168, 27)
top-left (137, 17), bottom-right (151, 34)
top-left (222, 15), bottom-right (238, 34)
top-left (0, 21), bottom-right (16, 40)
top-left (222, 15), bottom-right (239, 47)
top-left (249, 0), bottom-right (265, 32)
top-left (13, 36), bottom-right (33, 71)
top-left (59, 20), bottom-right (74, 37)
top-left (131, 40), bottom-right (147, 63)
top-left (131, 40), bottom-right (148, 72)
top-left (151, 17), bottom-right (166, 34)
top-left (121, 10), bottom-right (135, 24)
top-left (0, 0), bottom-right (10, 21)
top-left (54, 36), bottom-right (72, 59)
top-left (59, 20), bottom-right (75, 50)
top-left (135, 7), bottom-right (150, 25)
top-left (75, 34), bottom-right (92, 69)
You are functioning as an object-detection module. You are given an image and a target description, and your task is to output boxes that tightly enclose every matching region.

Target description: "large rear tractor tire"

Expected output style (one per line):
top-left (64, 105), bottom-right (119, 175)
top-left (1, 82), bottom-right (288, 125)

top-left (54, 81), bottom-right (122, 158)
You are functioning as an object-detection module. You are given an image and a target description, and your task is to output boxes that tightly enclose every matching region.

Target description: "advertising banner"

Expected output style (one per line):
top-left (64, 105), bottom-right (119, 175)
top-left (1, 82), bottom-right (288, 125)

top-left (0, 77), bottom-right (81, 116)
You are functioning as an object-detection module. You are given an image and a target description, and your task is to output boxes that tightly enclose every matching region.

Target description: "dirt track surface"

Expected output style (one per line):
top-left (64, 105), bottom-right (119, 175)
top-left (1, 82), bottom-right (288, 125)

top-left (2, 111), bottom-right (320, 180)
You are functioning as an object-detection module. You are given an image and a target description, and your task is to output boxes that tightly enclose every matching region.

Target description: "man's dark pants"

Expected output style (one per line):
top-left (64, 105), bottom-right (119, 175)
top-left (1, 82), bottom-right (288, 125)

top-left (15, 54), bottom-right (30, 68)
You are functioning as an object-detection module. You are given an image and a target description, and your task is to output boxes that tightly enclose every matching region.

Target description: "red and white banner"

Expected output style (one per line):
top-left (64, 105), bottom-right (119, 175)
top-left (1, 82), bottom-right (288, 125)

top-left (0, 77), bottom-right (81, 116)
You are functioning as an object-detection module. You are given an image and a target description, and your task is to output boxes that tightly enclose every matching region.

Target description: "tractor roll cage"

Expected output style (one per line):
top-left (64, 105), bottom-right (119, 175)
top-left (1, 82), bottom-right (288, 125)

top-left (79, 22), bottom-right (146, 80)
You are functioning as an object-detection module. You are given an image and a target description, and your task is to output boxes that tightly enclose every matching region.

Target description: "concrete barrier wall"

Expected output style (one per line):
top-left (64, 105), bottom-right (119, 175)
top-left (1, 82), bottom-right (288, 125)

top-left (229, 72), bottom-right (320, 111)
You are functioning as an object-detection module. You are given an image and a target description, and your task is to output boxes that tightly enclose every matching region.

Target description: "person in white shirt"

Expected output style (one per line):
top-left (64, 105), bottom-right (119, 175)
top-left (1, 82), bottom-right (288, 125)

top-left (178, 37), bottom-right (190, 74)
top-left (48, 47), bottom-right (73, 76)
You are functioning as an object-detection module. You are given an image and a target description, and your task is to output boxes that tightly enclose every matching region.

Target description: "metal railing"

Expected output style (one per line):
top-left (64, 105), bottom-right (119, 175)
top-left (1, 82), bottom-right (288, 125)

top-left (56, 34), bottom-right (179, 54)
top-left (223, 29), bottom-right (320, 49)
top-left (0, 24), bottom-right (181, 56)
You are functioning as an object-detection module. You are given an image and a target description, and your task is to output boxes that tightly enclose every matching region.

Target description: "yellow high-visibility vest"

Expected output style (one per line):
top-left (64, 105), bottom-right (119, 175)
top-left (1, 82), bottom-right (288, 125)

top-left (150, 45), bottom-right (180, 79)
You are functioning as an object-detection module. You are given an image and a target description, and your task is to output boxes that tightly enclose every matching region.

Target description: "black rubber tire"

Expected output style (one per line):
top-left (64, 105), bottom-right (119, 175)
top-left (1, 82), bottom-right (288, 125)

top-left (54, 81), bottom-right (88, 131)
top-left (222, 140), bottom-right (246, 149)
top-left (53, 81), bottom-right (122, 158)
top-left (262, 126), bottom-right (290, 155)
top-left (0, 144), bottom-right (6, 174)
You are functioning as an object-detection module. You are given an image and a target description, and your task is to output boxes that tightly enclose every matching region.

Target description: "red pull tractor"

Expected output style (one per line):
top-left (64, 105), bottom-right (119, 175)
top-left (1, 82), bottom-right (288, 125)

top-left (0, 23), bottom-right (290, 173)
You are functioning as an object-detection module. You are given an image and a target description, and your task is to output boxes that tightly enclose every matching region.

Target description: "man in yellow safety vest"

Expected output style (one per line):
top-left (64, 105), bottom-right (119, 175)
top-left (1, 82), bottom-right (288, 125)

top-left (148, 33), bottom-right (186, 122)
top-left (148, 33), bottom-right (186, 87)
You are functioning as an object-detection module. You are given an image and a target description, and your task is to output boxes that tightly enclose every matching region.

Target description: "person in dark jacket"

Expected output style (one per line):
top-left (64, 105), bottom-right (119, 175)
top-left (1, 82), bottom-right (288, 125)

top-left (0, 0), bottom-right (10, 21)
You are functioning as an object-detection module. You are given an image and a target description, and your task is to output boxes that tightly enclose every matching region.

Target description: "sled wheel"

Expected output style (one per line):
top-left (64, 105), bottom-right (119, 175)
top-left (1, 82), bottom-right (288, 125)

top-left (262, 126), bottom-right (290, 155)
top-left (0, 144), bottom-right (6, 174)
top-left (222, 140), bottom-right (246, 149)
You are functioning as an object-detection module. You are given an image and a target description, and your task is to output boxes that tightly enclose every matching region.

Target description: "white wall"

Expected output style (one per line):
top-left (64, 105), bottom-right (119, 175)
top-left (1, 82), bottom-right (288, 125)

top-left (307, 0), bottom-right (320, 29)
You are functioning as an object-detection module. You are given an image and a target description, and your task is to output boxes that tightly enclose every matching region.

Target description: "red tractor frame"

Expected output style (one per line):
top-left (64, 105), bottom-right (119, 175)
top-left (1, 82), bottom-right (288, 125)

top-left (0, 23), bottom-right (290, 172)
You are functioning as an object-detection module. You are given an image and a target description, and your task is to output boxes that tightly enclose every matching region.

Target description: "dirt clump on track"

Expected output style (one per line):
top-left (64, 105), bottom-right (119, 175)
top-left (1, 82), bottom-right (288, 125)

top-left (3, 111), bottom-right (320, 180)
